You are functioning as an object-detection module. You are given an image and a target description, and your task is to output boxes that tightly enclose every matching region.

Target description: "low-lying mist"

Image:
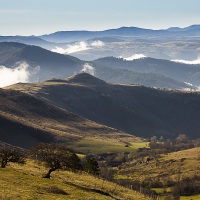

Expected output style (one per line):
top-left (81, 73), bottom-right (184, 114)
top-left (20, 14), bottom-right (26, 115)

top-left (172, 57), bottom-right (200, 65)
top-left (52, 40), bottom-right (105, 54)
top-left (0, 62), bottom-right (40, 88)
top-left (121, 54), bottom-right (146, 61)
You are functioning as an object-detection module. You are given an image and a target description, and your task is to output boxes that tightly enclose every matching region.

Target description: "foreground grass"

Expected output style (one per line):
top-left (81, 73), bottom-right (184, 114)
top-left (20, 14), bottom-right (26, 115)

top-left (69, 138), bottom-right (148, 154)
top-left (0, 160), bottom-right (150, 200)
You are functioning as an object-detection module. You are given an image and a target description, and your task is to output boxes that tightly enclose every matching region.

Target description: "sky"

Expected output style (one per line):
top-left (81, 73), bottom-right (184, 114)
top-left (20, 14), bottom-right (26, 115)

top-left (0, 0), bottom-right (200, 36)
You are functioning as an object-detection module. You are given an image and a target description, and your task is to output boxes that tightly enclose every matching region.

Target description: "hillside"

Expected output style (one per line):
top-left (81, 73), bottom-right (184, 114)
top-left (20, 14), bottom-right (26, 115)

top-left (0, 42), bottom-right (83, 81)
top-left (118, 147), bottom-right (200, 182)
top-left (7, 73), bottom-right (200, 139)
top-left (93, 57), bottom-right (200, 86)
top-left (93, 65), bottom-right (196, 90)
top-left (0, 88), bottom-right (139, 149)
top-left (116, 147), bottom-right (200, 199)
top-left (0, 159), bottom-right (150, 200)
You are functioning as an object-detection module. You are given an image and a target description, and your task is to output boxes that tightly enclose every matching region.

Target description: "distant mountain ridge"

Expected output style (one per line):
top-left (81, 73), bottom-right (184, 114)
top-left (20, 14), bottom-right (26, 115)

top-left (39, 25), bottom-right (200, 43)
top-left (0, 42), bottom-right (199, 90)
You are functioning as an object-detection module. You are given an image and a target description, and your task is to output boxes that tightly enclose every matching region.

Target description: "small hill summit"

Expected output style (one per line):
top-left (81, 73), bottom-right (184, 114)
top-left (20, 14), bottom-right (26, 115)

top-left (65, 72), bottom-right (107, 86)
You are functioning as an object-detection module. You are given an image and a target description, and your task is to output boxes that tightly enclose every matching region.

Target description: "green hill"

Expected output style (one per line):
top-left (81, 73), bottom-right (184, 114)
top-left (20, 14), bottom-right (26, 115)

top-left (0, 159), bottom-right (150, 200)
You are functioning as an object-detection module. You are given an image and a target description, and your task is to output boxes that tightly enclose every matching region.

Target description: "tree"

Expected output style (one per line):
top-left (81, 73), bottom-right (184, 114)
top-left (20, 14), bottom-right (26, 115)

top-left (0, 145), bottom-right (26, 168)
top-left (84, 157), bottom-right (100, 176)
top-left (31, 143), bottom-right (81, 178)
top-left (176, 134), bottom-right (188, 144)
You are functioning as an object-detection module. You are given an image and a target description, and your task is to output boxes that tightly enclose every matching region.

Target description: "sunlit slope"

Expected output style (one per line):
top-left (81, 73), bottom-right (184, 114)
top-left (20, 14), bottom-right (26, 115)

top-left (0, 160), bottom-right (150, 200)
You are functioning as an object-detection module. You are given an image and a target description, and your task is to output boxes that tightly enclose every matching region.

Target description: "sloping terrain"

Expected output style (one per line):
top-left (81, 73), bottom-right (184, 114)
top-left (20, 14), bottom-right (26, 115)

top-left (0, 160), bottom-right (150, 200)
top-left (93, 65), bottom-right (196, 90)
top-left (118, 147), bottom-right (200, 182)
top-left (0, 42), bottom-right (83, 81)
top-left (7, 73), bottom-right (200, 139)
top-left (116, 147), bottom-right (200, 199)
top-left (0, 88), bottom-right (138, 149)
top-left (93, 57), bottom-right (200, 86)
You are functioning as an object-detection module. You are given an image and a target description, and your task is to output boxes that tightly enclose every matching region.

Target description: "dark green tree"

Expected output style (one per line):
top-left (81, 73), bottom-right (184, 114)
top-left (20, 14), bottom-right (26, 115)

top-left (84, 157), bottom-right (100, 176)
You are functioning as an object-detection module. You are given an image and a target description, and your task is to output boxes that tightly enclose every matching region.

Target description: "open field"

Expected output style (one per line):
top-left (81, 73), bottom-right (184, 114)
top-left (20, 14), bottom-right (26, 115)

top-left (68, 138), bottom-right (148, 154)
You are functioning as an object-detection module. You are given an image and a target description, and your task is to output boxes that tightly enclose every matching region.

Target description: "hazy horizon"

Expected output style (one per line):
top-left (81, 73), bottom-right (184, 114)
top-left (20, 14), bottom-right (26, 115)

top-left (0, 0), bottom-right (200, 36)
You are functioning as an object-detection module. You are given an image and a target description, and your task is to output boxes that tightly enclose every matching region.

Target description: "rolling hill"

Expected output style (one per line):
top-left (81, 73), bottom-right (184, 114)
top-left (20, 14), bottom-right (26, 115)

top-left (7, 73), bottom-right (200, 139)
top-left (0, 88), bottom-right (138, 149)
top-left (93, 65), bottom-right (196, 90)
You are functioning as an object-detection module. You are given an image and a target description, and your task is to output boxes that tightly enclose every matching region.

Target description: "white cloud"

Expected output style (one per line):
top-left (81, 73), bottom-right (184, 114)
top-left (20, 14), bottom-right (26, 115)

top-left (91, 40), bottom-right (105, 47)
top-left (81, 63), bottom-right (95, 75)
top-left (52, 40), bottom-right (105, 54)
top-left (122, 54), bottom-right (146, 61)
top-left (172, 57), bottom-right (200, 65)
top-left (184, 82), bottom-right (194, 87)
top-left (0, 62), bottom-right (40, 88)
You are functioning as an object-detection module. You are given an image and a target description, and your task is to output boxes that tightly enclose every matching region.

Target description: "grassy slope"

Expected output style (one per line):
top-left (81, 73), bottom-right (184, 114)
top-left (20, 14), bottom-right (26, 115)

top-left (68, 138), bottom-right (148, 154)
top-left (117, 147), bottom-right (200, 181)
top-left (117, 147), bottom-right (200, 199)
top-left (6, 73), bottom-right (200, 139)
top-left (0, 160), bottom-right (150, 200)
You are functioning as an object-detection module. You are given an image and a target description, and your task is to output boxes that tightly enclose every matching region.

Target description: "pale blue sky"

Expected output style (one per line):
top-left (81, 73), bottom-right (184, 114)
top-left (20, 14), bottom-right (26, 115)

top-left (0, 0), bottom-right (200, 35)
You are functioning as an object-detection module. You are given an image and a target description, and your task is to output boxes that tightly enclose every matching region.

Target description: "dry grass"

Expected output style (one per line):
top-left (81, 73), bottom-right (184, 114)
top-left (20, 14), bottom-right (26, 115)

top-left (0, 160), bottom-right (150, 200)
top-left (116, 147), bottom-right (200, 199)
top-left (117, 147), bottom-right (200, 182)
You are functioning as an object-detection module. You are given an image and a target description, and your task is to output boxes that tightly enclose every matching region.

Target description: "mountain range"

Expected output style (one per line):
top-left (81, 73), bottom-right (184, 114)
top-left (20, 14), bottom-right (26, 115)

top-left (0, 25), bottom-right (200, 62)
top-left (1, 42), bottom-right (199, 90)
top-left (39, 25), bottom-right (200, 43)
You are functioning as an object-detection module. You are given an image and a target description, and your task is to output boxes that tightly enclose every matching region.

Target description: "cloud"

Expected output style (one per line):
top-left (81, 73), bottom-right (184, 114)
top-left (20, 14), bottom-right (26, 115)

top-left (0, 62), bottom-right (40, 88)
top-left (52, 40), bottom-right (105, 54)
top-left (81, 63), bottom-right (95, 75)
top-left (172, 57), bottom-right (200, 65)
top-left (91, 40), bottom-right (105, 47)
top-left (122, 54), bottom-right (146, 61)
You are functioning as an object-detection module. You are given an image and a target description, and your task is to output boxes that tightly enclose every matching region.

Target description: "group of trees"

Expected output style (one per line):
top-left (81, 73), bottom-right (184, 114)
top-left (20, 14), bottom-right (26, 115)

top-left (131, 134), bottom-right (200, 160)
top-left (0, 143), bottom-right (99, 178)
